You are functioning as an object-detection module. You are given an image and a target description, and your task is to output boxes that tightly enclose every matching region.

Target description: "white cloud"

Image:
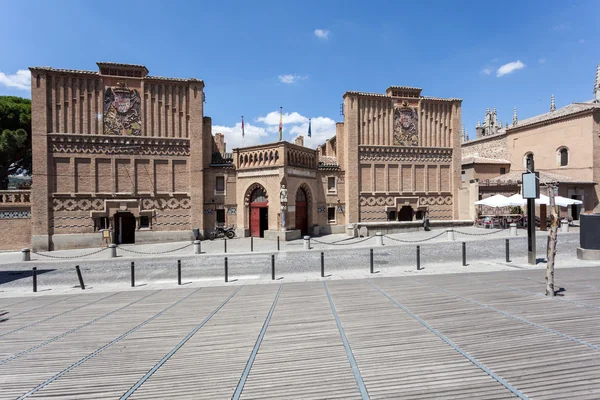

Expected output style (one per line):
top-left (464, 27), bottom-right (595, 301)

top-left (496, 60), bottom-right (525, 77)
top-left (278, 74), bottom-right (307, 84)
top-left (482, 68), bottom-right (492, 75)
top-left (539, 58), bottom-right (546, 64)
top-left (212, 122), bottom-right (269, 150)
top-left (257, 110), bottom-right (308, 126)
top-left (314, 29), bottom-right (330, 39)
top-left (0, 69), bottom-right (30, 90)
top-left (213, 111), bottom-right (337, 151)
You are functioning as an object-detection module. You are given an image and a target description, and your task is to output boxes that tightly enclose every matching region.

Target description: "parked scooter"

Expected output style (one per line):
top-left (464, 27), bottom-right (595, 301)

top-left (209, 226), bottom-right (235, 240)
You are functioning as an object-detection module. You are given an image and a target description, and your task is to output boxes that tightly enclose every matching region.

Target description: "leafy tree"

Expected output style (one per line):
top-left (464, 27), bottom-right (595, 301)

top-left (0, 96), bottom-right (31, 189)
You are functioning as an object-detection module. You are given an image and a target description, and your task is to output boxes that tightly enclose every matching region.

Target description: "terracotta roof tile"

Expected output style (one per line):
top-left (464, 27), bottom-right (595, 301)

top-left (509, 101), bottom-right (600, 130)
top-left (488, 170), bottom-right (596, 185)
top-left (462, 156), bottom-right (510, 165)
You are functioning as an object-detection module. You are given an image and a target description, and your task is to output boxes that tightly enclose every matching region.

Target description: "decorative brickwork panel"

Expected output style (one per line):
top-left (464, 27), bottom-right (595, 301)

top-left (155, 160), bottom-right (169, 193)
top-left (173, 160), bottom-right (188, 192)
top-left (135, 160), bottom-right (153, 193)
top-left (360, 164), bottom-right (372, 192)
top-left (374, 164), bottom-right (385, 192)
top-left (0, 218), bottom-right (31, 250)
top-left (0, 210), bottom-right (31, 219)
top-left (75, 158), bottom-right (92, 193)
top-left (54, 158), bottom-right (72, 193)
top-left (393, 106), bottom-right (419, 146)
top-left (50, 134), bottom-right (190, 157)
top-left (359, 146), bottom-right (452, 163)
top-left (427, 165), bottom-right (437, 193)
top-left (116, 159), bottom-right (132, 193)
top-left (388, 165), bottom-right (399, 192)
top-left (415, 166), bottom-right (425, 192)
top-left (401, 165), bottom-right (412, 192)
top-left (96, 159), bottom-right (112, 192)
top-left (440, 165), bottom-right (450, 192)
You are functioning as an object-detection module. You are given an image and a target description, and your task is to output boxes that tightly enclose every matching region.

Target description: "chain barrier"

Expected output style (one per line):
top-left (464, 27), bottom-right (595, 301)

top-left (117, 243), bottom-right (193, 255)
top-left (311, 236), bottom-right (375, 246)
top-left (31, 247), bottom-right (108, 260)
top-left (453, 228), bottom-right (507, 236)
top-left (384, 230), bottom-right (448, 243)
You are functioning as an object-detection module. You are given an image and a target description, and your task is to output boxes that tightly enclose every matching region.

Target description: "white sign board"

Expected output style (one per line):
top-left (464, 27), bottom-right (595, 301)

top-left (522, 172), bottom-right (540, 199)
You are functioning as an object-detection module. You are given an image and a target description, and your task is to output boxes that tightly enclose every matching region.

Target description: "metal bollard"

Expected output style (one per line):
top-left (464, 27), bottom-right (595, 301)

top-left (75, 265), bottom-right (85, 290)
top-left (561, 219), bottom-right (569, 233)
top-left (109, 243), bottom-right (117, 258)
top-left (21, 248), bottom-right (31, 262)
top-left (375, 232), bottom-right (383, 246)
top-left (303, 236), bottom-right (311, 250)
top-left (177, 260), bottom-right (182, 285)
top-left (320, 252), bottom-right (325, 278)
top-left (271, 254), bottom-right (275, 280)
top-left (447, 229), bottom-right (455, 241)
top-left (277, 236), bottom-right (280, 251)
top-left (224, 238), bottom-right (227, 253)
top-left (131, 261), bottom-right (135, 287)
top-left (462, 242), bottom-right (467, 266)
top-left (505, 239), bottom-right (511, 263)
top-left (509, 223), bottom-right (517, 237)
top-left (224, 257), bottom-right (229, 283)
top-left (417, 246), bottom-right (421, 270)
top-left (32, 267), bottom-right (37, 292)
top-left (193, 240), bottom-right (201, 254)
top-left (370, 249), bottom-right (374, 274)
top-left (251, 236), bottom-right (254, 252)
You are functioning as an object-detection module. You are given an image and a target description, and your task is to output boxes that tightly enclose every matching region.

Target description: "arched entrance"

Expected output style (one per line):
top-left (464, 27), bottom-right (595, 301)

top-left (249, 187), bottom-right (268, 237)
top-left (398, 206), bottom-right (413, 222)
top-left (295, 187), bottom-right (308, 235)
top-left (114, 212), bottom-right (136, 244)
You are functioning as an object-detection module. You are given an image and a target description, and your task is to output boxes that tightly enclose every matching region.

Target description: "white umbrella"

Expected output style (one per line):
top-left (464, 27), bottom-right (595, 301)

top-left (474, 194), bottom-right (510, 207)
top-left (506, 193), bottom-right (526, 207)
top-left (555, 195), bottom-right (582, 207)
top-left (507, 193), bottom-right (582, 207)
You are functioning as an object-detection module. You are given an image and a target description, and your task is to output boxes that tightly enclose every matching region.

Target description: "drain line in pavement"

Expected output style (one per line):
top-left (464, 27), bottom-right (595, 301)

top-left (369, 281), bottom-right (529, 400)
top-left (323, 281), bottom-right (370, 400)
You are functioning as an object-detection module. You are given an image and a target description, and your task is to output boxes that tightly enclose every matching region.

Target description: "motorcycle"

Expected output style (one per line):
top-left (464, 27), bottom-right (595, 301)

top-left (209, 226), bottom-right (236, 240)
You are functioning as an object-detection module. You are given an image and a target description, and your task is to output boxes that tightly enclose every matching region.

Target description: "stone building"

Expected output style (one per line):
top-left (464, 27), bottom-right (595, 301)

top-left (1, 62), bottom-right (464, 251)
top-left (460, 63), bottom-right (600, 220)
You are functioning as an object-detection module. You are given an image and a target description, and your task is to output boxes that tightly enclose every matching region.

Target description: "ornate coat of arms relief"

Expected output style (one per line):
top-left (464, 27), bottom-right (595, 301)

top-left (103, 82), bottom-right (142, 136)
top-left (393, 106), bottom-right (419, 146)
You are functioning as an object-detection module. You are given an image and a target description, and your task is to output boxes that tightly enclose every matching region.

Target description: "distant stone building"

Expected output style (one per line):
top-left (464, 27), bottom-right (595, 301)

top-left (460, 63), bottom-right (600, 220)
top-left (0, 62), bottom-right (464, 251)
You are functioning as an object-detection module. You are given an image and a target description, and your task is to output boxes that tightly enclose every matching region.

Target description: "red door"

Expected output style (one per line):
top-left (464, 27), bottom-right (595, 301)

top-left (295, 202), bottom-right (307, 235)
top-left (250, 207), bottom-right (261, 237)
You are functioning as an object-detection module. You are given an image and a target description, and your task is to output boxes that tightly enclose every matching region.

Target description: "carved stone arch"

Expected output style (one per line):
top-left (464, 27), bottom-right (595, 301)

top-left (296, 182), bottom-right (313, 205)
top-left (275, 150), bottom-right (279, 162)
top-left (259, 152), bottom-right (263, 164)
top-left (269, 151), bottom-right (274, 164)
top-left (244, 183), bottom-right (268, 206)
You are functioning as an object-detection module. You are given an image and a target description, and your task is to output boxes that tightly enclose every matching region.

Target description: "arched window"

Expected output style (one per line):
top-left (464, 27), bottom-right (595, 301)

top-left (250, 188), bottom-right (267, 203)
top-left (523, 152), bottom-right (534, 170)
top-left (296, 187), bottom-right (307, 202)
top-left (558, 147), bottom-right (568, 167)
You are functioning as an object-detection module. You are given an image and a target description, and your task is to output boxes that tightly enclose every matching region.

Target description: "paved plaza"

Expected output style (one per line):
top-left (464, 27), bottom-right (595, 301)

top-left (1, 266), bottom-right (600, 399)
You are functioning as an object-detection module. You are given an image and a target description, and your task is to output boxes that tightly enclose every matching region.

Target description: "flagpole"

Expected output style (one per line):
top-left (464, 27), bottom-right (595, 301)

top-left (279, 106), bottom-right (283, 142)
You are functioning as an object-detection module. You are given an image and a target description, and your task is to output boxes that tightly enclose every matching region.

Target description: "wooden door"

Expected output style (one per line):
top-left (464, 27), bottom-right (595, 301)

top-left (295, 202), bottom-right (307, 235)
top-left (250, 207), bottom-right (261, 237)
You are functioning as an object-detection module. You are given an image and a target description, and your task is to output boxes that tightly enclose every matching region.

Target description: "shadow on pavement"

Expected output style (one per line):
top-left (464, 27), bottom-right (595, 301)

top-left (0, 269), bottom-right (55, 285)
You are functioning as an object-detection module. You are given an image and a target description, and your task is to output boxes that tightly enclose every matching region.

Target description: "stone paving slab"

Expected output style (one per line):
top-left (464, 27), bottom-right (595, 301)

top-left (0, 267), bottom-right (599, 398)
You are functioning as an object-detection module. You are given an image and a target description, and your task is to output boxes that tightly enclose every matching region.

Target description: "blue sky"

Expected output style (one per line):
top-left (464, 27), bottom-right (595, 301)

top-left (1, 0), bottom-right (598, 149)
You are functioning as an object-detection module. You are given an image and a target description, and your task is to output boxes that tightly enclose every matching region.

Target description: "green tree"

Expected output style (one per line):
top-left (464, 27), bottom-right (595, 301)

top-left (0, 96), bottom-right (31, 189)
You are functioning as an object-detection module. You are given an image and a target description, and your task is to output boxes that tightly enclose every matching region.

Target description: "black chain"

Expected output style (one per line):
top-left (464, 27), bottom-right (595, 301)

top-left (453, 228), bottom-right (507, 236)
top-left (311, 236), bottom-right (375, 246)
top-left (117, 243), bottom-right (193, 255)
top-left (384, 230), bottom-right (448, 243)
top-left (31, 247), bottom-right (108, 259)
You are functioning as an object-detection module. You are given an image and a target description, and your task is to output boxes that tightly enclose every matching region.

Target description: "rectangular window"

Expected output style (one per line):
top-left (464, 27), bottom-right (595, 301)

top-left (140, 216), bottom-right (150, 228)
top-left (216, 176), bottom-right (225, 192)
top-left (461, 170), bottom-right (466, 182)
top-left (216, 209), bottom-right (225, 225)
top-left (96, 217), bottom-right (109, 231)
top-left (327, 177), bottom-right (336, 192)
top-left (500, 167), bottom-right (506, 175)
top-left (327, 207), bottom-right (336, 223)
top-left (388, 210), bottom-right (396, 221)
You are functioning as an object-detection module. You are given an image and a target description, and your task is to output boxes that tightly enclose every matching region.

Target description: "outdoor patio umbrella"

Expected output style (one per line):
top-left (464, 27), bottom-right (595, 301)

top-left (506, 193), bottom-right (582, 207)
top-left (474, 194), bottom-right (510, 207)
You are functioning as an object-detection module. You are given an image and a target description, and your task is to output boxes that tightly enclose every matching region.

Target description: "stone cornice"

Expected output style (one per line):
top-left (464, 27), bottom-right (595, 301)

top-left (49, 133), bottom-right (190, 156)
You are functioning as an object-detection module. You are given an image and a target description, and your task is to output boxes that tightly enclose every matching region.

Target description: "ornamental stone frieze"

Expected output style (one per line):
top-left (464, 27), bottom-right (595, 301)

top-left (49, 134), bottom-right (190, 156)
top-left (359, 195), bottom-right (453, 207)
top-left (358, 146), bottom-right (452, 163)
top-left (52, 196), bottom-right (191, 212)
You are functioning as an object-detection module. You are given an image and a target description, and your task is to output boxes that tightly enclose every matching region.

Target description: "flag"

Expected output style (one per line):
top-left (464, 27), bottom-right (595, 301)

top-left (279, 106), bottom-right (283, 141)
top-left (241, 116), bottom-right (245, 138)
top-left (308, 119), bottom-right (312, 137)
